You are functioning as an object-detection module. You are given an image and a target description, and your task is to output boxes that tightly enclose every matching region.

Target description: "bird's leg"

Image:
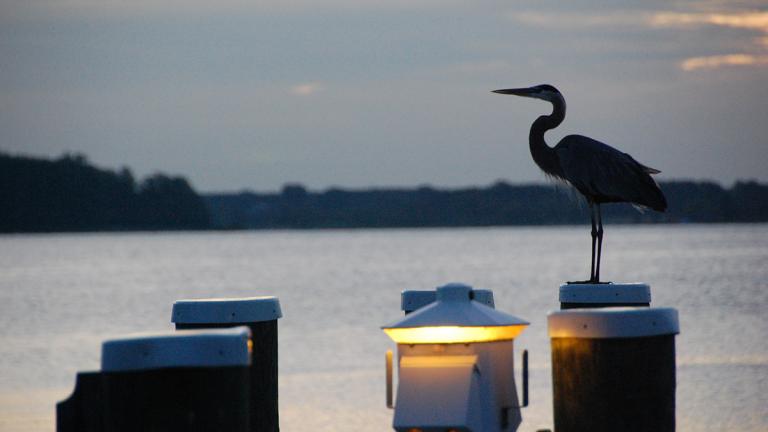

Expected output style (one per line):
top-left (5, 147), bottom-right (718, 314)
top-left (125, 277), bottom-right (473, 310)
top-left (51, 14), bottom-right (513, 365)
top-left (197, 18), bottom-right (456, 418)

top-left (594, 204), bottom-right (604, 283)
top-left (589, 203), bottom-right (598, 282)
top-left (567, 203), bottom-right (599, 285)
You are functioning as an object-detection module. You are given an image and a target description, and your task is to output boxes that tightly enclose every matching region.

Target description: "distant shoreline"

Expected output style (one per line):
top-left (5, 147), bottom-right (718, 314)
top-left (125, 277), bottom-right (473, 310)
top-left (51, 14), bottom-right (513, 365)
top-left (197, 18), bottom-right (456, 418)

top-left (203, 181), bottom-right (768, 230)
top-left (3, 152), bottom-right (767, 233)
top-left (2, 221), bottom-right (767, 237)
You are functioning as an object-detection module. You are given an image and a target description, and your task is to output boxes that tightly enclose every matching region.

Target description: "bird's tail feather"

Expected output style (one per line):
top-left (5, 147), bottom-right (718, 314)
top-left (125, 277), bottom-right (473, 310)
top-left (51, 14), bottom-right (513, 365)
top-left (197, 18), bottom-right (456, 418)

top-left (633, 165), bottom-right (667, 212)
top-left (643, 165), bottom-right (661, 175)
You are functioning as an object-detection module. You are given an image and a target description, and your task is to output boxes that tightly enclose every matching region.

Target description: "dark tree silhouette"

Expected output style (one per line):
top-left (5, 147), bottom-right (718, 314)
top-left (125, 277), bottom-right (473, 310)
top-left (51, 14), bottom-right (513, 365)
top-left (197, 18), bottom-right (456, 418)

top-left (2, 151), bottom-right (766, 233)
top-left (204, 180), bottom-right (768, 230)
top-left (0, 152), bottom-right (211, 232)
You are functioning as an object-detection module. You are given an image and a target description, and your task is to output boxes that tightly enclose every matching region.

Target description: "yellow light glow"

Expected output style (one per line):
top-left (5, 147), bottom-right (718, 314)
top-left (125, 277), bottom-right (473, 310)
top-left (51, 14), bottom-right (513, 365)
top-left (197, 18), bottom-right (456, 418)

top-left (400, 355), bottom-right (477, 368)
top-left (383, 325), bottom-right (527, 344)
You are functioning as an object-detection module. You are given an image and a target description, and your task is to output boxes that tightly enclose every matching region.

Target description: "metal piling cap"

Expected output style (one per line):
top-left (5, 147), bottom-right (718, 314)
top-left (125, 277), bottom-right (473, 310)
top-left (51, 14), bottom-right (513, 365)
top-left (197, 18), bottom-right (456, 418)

top-left (101, 326), bottom-right (252, 372)
top-left (559, 282), bottom-right (651, 305)
top-left (171, 296), bottom-right (282, 324)
top-left (548, 307), bottom-right (679, 339)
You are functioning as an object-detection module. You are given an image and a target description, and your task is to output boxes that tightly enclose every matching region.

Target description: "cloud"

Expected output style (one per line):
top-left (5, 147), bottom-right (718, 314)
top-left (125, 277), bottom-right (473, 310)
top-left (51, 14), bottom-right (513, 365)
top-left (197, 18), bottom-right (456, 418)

top-left (511, 9), bottom-right (768, 33)
top-left (649, 11), bottom-right (768, 32)
top-left (510, 10), bottom-right (649, 30)
top-left (290, 82), bottom-right (324, 96)
top-left (680, 54), bottom-right (768, 71)
top-left (650, 11), bottom-right (768, 71)
top-left (509, 8), bottom-right (768, 71)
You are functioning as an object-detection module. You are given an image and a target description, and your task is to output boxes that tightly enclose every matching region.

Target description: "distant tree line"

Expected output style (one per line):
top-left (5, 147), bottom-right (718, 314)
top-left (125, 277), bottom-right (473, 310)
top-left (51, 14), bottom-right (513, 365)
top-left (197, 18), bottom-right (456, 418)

top-left (0, 152), bottom-right (210, 232)
top-left (205, 180), bottom-right (768, 230)
top-left (3, 151), bottom-right (767, 233)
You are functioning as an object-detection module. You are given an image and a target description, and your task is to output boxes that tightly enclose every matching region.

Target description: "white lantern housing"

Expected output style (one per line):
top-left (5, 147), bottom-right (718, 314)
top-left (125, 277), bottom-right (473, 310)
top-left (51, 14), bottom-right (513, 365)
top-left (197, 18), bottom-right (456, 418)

top-left (382, 283), bottom-right (530, 432)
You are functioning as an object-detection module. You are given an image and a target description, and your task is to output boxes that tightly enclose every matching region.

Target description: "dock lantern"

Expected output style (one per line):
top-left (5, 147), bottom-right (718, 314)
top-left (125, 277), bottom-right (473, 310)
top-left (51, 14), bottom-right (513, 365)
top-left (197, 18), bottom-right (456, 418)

top-left (382, 283), bottom-right (530, 432)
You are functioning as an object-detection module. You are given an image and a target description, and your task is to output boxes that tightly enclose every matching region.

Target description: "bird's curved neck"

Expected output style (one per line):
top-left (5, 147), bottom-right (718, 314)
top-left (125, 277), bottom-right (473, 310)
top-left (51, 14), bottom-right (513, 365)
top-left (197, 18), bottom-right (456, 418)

top-left (530, 96), bottom-right (566, 178)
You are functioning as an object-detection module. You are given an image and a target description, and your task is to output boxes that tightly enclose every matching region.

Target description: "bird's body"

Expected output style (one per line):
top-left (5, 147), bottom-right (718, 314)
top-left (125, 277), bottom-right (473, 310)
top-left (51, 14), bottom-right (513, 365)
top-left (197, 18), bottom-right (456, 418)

top-left (494, 84), bottom-right (667, 283)
top-left (554, 135), bottom-right (666, 210)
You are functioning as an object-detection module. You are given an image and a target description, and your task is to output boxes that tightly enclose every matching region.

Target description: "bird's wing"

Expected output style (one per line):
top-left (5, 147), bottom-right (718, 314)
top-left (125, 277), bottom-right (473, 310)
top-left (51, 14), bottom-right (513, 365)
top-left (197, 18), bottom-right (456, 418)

top-left (555, 135), bottom-right (667, 211)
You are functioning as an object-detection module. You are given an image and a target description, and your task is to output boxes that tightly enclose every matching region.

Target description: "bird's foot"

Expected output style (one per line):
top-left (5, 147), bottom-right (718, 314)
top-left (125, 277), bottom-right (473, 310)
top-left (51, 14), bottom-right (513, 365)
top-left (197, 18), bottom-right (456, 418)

top-left (566, 279), bottom-right (612, 285)
top-left (567, 280), bottom-right (592, 285)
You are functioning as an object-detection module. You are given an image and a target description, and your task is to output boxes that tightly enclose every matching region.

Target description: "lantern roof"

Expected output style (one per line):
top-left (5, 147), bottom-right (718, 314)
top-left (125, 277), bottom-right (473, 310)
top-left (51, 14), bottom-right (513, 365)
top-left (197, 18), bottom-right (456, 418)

top-left (384, 283), bottom-right (528, 329)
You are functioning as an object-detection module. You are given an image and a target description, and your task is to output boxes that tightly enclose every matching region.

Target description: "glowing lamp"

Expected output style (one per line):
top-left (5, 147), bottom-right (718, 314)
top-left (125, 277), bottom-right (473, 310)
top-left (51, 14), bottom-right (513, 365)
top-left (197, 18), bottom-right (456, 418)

top-left (384, 324), bottom-right (527, 345)
top-left (382, 283), bottom-right (530, 432)
top-left (383, 283), bottom-right (528, 344)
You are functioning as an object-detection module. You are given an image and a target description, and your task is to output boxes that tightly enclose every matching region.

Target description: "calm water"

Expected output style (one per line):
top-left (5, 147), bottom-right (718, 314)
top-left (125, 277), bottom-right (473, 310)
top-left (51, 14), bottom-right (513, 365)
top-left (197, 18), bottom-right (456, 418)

top-left (0, 225), bottom-right (766, 431)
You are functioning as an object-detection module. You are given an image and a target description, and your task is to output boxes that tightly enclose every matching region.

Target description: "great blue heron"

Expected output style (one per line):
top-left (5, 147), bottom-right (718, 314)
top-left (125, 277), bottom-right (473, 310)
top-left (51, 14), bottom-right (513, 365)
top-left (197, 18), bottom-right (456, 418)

top-left (493, 84), bottom-right (667, 283)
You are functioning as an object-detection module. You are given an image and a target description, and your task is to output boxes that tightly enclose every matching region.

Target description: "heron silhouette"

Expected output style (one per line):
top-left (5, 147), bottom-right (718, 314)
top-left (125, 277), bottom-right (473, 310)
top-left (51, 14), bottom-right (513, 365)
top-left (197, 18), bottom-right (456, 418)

top-left (493, 84), bottom-right (667, 283)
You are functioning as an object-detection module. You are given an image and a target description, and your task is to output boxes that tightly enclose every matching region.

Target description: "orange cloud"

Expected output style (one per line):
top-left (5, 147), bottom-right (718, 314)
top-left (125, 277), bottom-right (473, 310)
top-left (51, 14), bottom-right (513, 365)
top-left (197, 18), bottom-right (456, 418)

top-left (650, 11), bottom-right (768, 71)
top-left (680, 54), bottom-right (768, 71)
top-left (290, 82), bottom-right (324, 96)
top-left (650, 11), bottom-right (768, 32)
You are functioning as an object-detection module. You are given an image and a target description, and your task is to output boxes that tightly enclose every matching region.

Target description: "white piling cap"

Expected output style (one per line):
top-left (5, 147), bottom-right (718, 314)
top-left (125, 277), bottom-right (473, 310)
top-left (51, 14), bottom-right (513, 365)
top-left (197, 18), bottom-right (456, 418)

top-left (385, 283), bottom-right (528, 329)
top-left (171, 296), bottom-right (282, 324)
top-left (101, 327), bottom-right (251, 372)
top-left (559, 283), bottom-right (651, 304)
top-left (548, 307), bottom-right (679, 339)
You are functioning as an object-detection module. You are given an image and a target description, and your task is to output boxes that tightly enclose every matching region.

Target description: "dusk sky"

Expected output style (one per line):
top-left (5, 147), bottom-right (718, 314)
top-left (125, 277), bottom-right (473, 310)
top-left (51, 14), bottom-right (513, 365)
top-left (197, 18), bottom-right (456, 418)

top-left (1, 0), bottom-right (766, 192)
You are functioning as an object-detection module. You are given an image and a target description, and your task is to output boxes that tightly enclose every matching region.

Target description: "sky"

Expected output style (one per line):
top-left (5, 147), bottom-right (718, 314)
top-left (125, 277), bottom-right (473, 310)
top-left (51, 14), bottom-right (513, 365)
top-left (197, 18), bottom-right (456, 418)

top-left (1, 0), bottom-right (767, 192)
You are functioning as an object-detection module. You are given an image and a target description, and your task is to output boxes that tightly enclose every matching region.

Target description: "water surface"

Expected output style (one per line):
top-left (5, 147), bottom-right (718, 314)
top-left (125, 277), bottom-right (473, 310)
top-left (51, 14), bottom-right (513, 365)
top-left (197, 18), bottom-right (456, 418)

top-left (0, 224), bottom-right (766, 431)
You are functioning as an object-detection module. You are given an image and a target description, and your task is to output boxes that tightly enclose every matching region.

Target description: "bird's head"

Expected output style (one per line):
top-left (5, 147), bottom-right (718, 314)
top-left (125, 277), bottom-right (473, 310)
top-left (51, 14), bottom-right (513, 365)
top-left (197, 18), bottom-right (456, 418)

top-left (492, 84), bottom-right (562, 103)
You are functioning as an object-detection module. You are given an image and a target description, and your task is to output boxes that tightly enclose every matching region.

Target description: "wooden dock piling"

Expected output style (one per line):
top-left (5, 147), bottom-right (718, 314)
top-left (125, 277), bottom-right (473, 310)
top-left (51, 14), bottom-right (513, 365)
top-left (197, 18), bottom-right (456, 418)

top-left (548, 307), bottom-right (679, 432)
top-left (56, 372), bottom-right (104, 432)
top-left (57, 327), bottom-right (253, 432)
top-left (172, 296), bottom-right (282, 432)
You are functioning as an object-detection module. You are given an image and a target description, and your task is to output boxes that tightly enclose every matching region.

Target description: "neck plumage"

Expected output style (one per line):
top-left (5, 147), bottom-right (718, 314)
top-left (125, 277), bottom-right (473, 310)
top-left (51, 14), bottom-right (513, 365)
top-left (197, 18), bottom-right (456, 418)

top-left (530, 97), bottom-right (566, 179)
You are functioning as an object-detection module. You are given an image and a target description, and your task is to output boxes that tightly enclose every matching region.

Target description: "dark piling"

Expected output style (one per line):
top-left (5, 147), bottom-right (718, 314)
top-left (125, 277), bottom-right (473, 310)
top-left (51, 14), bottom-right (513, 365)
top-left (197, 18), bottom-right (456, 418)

top-left (548, 306), bottom-right (679, 432)
top-left (172, 297), bottom-right (282, 432)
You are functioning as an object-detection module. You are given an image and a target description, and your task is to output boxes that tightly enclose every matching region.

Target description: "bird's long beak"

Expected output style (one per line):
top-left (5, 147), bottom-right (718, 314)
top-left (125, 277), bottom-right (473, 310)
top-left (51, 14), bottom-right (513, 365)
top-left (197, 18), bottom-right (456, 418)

top-left (492, 87), bottom-right (537, 97)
